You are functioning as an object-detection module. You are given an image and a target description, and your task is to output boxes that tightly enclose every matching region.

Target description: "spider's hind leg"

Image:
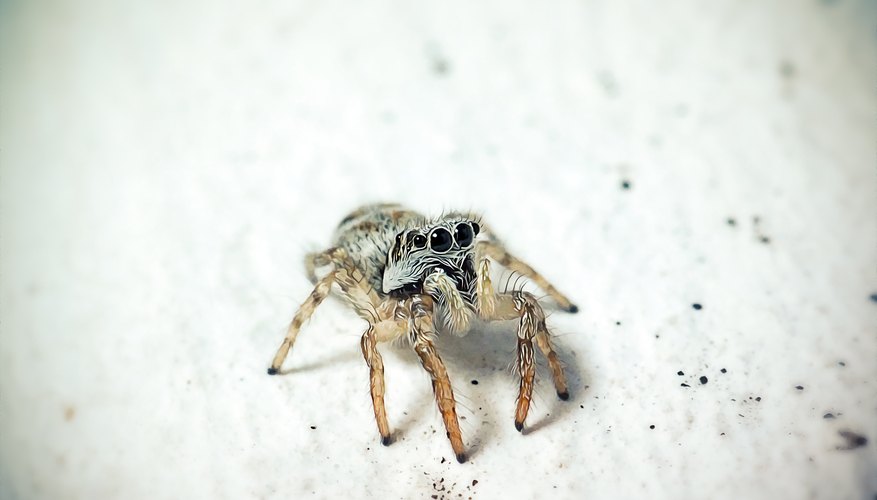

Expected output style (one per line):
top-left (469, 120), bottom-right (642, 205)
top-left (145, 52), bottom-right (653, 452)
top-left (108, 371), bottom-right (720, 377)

top-left (268, 271), bottom-right (336, 374)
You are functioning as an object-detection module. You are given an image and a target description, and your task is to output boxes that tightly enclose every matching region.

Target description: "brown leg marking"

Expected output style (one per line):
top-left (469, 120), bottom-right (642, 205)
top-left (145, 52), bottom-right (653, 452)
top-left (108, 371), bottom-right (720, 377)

top-left (493, 290), bottom-right (568, 430)
top-left (512, 293), bottom-right (540, 431)
top-left (360, 325), bottom-right (391, 445)
top-left (410, 296), bottom-right (466, 463)
top-left (478, 240), bottom-right (578, 313)
top-left (268, 271), bottom-right (336, 374)
top-left (535, 330), bottom-right (569, 400)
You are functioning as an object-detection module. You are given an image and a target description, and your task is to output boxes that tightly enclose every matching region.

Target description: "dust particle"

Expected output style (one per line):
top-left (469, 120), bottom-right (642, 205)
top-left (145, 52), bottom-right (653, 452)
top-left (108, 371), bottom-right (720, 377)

top-left (700, 376), bottom-right (708, 385)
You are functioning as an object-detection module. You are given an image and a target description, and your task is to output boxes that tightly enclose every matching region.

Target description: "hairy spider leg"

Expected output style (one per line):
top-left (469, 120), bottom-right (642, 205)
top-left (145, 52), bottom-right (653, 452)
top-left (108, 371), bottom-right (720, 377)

top-left (268, 271), bottom-right (337, 375)
top-left (410, 296), bottom-right (467, 463)
top-left (492, 291), bottom-right (568, 431)
top-left (477, 240), bottom-right (578, 313)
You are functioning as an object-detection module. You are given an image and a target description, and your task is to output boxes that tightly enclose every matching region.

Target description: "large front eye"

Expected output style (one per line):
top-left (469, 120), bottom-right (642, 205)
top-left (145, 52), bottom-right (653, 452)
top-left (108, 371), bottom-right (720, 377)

top-left (453, 223), bottom-right (474, 248)
top-left (429, 227), bottom-right (453, 253)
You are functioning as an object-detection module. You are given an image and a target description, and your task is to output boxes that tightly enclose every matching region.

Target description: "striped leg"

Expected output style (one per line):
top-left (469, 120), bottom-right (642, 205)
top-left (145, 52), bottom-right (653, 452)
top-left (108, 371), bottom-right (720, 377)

top-left (267, 271), bottom-right (336, 375)
top-left (493, 291), bottom-right (568, 431)
top-left (360, 323), bottom-right (390, 445)
top-left (475, 257), bottom-right (496, 318)
top-left (410, 296), bottom-right (466, 463)
top-left (477, 240), bottom-right (578, 313)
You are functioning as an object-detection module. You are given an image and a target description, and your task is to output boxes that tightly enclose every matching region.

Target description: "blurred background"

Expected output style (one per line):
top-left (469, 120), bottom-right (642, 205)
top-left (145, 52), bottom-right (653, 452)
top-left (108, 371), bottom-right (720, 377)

top-left (1, 0), bottom-right (875, 499)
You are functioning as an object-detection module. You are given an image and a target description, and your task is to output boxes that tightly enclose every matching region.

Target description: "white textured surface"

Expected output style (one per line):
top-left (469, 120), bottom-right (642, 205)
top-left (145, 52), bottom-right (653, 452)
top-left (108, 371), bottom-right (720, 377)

top-left (1, 1), bottom-right (876, 499)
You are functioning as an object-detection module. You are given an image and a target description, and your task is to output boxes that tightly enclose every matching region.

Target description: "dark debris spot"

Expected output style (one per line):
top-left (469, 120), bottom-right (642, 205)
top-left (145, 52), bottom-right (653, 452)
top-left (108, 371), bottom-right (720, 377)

top-left (869, 293), bottom-right (877, 303)
top-left (700, 376), bottom-right (708, 385)
top-left (755, 397), bottom-right (762, 402)
top-left (616, 321), bottom-right (621, 326)
top-left (726, 217), bottom-right (737, 226)
top-left (837, 430), bottom-right (868, 450)
top-left (621, 180), bottom-right (631, 190)
top-left (472, 480), bottom-right (478, 486)
top-left (692, 303), bottom-right (703, 310)
top-left (779, 60), bottom-right (796, 79)
top-left (824, 413), bottom-right (835, 419)
top-left (838, 361), bottom-right (846, 367)
top-left (310, 425), bottom-right (316, 430)
top-left (760, 236), bottom-right (771, 244)
top-left (796, 385), bottom-right (804, 391)
top-left (677, 371), bottom-right (684, 376)
top-left (649, 425), bottom-right (655, 430)
top-left (432, 58), bottom-right (450, 76)
top-left (681, 383), bottom-right (690, 388)
top-left (470, 380), bottom-right (478, 385)
top-left (720, 368), bottom-right (727, 373)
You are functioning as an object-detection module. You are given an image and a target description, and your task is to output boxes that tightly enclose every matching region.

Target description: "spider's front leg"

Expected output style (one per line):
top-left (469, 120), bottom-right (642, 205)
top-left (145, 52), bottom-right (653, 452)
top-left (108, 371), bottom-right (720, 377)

top-left (493, 290), bottom-right (569, 431)
top-left (476, 238), bottom-right (578, 313)
top-left (409, 295), bottom-right (467, 463)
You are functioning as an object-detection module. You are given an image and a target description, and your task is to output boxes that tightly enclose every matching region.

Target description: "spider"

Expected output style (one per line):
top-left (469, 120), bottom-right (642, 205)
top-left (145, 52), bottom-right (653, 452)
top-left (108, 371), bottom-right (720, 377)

top-left (267, 203), bottom-right (578, 463)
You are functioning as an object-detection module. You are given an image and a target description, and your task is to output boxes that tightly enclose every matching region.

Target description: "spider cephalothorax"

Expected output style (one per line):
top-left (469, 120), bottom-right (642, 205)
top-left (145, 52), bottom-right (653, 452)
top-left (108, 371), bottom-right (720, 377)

top-left (267, 203), bottom-right (578, 463)
top-left (382, 220), bottom-right (480, 303)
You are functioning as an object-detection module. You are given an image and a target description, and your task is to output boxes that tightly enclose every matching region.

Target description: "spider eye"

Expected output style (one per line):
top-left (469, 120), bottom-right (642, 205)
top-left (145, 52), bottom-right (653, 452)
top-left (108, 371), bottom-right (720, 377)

top-left (402, 282), bottom-right (420, 293)
top-left (471, 222), bottom-right (480, 235)
top-left (429, 227), bottom-right (453, 253)
top-left (453, 223), bottom-right (474, 248)
top-left (411, 233), bottom-right (427, 249)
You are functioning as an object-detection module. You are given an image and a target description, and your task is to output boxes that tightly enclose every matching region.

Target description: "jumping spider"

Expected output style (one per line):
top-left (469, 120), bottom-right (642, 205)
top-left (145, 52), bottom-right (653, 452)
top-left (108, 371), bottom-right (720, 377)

top-left (267, 203), bottom-right (578, 463)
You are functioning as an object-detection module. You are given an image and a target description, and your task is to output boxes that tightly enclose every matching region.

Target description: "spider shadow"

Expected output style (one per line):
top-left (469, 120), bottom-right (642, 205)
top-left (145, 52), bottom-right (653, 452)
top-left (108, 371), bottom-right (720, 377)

top-left (272, 349), bottom-right (361, 376)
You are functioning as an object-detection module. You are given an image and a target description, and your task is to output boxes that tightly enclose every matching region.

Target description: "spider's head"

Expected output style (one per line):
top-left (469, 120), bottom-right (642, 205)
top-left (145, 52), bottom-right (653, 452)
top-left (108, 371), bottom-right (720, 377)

top-left (382, 219), bottom-right (480, 297)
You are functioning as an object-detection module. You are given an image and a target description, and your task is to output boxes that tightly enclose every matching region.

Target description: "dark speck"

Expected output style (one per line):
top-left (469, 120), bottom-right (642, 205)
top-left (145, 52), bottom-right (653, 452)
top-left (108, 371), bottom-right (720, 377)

top-left (681, 383), bottom-right (690, 388)
top-left (310, 425), bottom-right (316, 430)
top-left (433, 58), bottom-right (450, 76)
top-left (726, 217), bottom-right (737, 226)
top-left (721, 368), bottom-right (727, 373)
top-left (616, 321), bottom-right (621, 326)
top-left (779, 60), bottom-right (796, 79)
top-left (755, 397), bottom-right (762, 402)
top-left (472, 480), bottom-right (478, 486)
top-left (692, 303), bottom-right (703, 310)
top-left (621, 180), bottom-right (631, 190)
top-left (760, 236), bottom-right (771, 244)
top-left (837, 430), bottom-right (868, 450)
top-left (649, 425), bottom-right (655, 430)
top-left (796, 385), bottom-right (804, 391)
top-left (700, 376), bottom-right (708, 385)
top-left (677, 371), bottom-right (684, 376)
top-left (869, 293), bottom-right (877, 303)
top-left (838, 361), bottom-right (846, 367)
top-left (824, 413), bottom-right (835, 419)
top-left (470, 380), bottom-right (478, 385)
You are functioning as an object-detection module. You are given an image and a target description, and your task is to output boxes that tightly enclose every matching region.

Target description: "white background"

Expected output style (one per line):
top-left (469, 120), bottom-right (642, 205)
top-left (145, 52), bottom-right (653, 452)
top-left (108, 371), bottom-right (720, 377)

top-left (1, 0), bottom-right (875, 499)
